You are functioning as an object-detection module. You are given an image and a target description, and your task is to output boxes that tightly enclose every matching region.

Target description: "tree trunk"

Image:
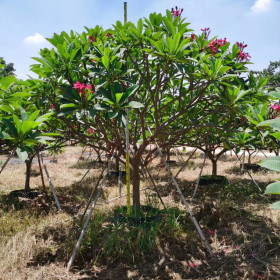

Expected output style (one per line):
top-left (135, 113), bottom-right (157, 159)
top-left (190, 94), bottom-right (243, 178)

top-left (25, 159), bottom-right (32, 191)
top-left (247, 149), bottom-right (251, 164)
top-left (94, 148), bottom-right (102, 162)
top-left (132, 162), bottom-right (141, 212)
top-left (211, 159), bottom-right (217, 176)
top-left (167, 146), bottom-right (170, 162)
top-left (115, 154), bottom-right (120, 173)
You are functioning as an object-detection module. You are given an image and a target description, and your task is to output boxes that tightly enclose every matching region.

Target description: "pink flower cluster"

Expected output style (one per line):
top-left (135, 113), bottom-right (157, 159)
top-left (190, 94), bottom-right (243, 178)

top-left (89, 36), bottom-right (96, 43)
top-left (270, 103), bottom-right (280, 111)
top-left (235, 42), bottom-right (251, 62)
top-left (184, 33), bottom-right (196, 41)
top-left (201, 27), bottom-right (211, 40)
top-left (208, 38), bottom-right (227, 54)
top-left (269, 102), bottom-right (280, 119)
top-left (88, 128), bottom-right (94, 135)
top-left (171, 6), bottom-right (183, 18)
top-left (73, 81), bottom-right (94, 101)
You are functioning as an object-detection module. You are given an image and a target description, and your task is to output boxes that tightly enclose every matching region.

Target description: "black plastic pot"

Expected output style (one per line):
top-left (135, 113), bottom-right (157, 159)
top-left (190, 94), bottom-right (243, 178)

top-left (199, 175), bottom-right (228, 186)
top-left (10, 189), bottom-right (41, 199)
top-left (166, 160), bottom-right (177, 164)
top-left (108, 171), bottom-right (126, 177)
top-left (240, 163), bottom-right (262, 172)
top-left (114, 205), bottom-right (161, 227)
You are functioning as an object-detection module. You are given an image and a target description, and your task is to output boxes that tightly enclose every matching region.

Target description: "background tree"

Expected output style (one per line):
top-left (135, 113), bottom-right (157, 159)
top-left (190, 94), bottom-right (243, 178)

top-left (0, 57), bottom-right (16, 77)
top-left (252, 60), bottom-right (280, 90)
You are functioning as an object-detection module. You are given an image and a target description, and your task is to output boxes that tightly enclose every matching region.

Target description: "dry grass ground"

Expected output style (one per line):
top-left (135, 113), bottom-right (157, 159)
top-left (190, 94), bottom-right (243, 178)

top-left (0, 146), bottom-right (279, 279)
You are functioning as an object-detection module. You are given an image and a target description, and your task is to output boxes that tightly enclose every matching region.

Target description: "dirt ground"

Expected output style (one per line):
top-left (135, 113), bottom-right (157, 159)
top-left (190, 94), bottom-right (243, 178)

top-left (0, 145), bottom-right (279, 280)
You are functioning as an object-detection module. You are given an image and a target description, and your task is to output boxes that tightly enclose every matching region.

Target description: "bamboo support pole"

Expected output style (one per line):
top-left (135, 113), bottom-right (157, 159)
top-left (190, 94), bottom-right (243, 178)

top-left (234, 150), bottom-right (262, 191)
top-left (0, 147), bottom-right (16, 175)
top-left (67, 156), bottom-right (113, 271)
top-left (79, 160), bottom-right (108, 224)
top-left (39, 153), bottom-right (61, 211)
top-left (147, 128), bottom-right (214, 257)
top-left (37, 151), bottom-right (46, 191)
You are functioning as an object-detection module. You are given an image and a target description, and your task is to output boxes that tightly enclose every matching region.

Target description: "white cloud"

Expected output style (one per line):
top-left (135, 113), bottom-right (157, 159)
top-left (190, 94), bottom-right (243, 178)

top-left (251, 0), bottom-right (273, 13)
top-left (23, 33), bottom-right (46, 45)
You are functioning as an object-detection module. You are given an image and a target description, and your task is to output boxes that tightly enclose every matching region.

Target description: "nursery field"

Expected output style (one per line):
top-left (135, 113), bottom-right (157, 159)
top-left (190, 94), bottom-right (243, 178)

top-left (0, 145), bottom-right (279, 280)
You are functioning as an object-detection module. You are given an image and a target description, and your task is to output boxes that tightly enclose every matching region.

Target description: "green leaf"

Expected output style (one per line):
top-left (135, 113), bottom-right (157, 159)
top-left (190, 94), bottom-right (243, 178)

top-left (271, 132), bottom-right (280, 140)
top-left (126, 101), bottom-right (143, 108)
top-left (258, 119), bottom-right (280, 130)
top-left (60, 103), bottom-right (78, 109)
top-left (120, 85), bottom-right (138, 103)
top-left (259, 156), bottom-right (280, 171)
top-left (21, 121), bottom-right (38, 138)
top-left (270, 201), bottom-right (280, 210)
top-left (268, 88), bottom-right (280, 99)
top-left (115, 93), bottom-right (123, 104)
top-left (137, 18), bottom-right (143, 34)
top-left (265, 182), bottom-right (280, 195)
top-left (108, 111), bottom-right (118, 119)
top-left (102, 55), bottom-right (110, 71)
top-left (16, 147), bottom-right (28, 162)
top-left (94, 103), bottom-right (108, 111)
top-left (28, 110), bottom-right (41, 121)
top-left (0, 76), bottom-right (17, 90)
top-left (19, 107), bottom-right (28, 121)
top-left (35, 112), bottom-right (53, 123)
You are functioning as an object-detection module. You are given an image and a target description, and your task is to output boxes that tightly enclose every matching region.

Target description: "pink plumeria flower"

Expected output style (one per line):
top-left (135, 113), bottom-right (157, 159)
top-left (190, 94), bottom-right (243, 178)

top-left (171, 6), bottom-right (183, 18)
top-left (270, 103), bottom-right (278, 110)
top-left (189, 262), bottom-right (196, 267)
top-left (88, 128), bottom-right (94, 135)
top-left (224, 249), bottom-right (230, 253)
top-left (73, 81), bottom-right (82, 90)
top-left (191, 33), bottom-right (196, 40)
top-left (86, 84), bottom-right (93, 90)
top-left (80, 83), bottom-right (86, 90)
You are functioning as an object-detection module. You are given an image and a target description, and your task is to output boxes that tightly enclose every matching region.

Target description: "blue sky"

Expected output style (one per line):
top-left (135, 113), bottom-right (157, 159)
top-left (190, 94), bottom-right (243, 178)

top-left (0, 0), bottom-right (279, 79)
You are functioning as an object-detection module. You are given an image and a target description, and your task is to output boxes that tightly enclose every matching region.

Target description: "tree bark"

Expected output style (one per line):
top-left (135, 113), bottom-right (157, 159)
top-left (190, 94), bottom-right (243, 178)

top-left (25, 159), bottom-right (32, 191)
top-left (166, 146), bottom-right (170, 162)
top-left (115, 154), bottom-right (120, 174)
top-left (211, 158), bottom-right (217, 176)
top-left (132, 162), bottom-right (141, 212)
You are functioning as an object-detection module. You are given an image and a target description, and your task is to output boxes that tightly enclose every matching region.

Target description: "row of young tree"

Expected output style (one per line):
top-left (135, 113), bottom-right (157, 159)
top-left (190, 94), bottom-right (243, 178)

top-left (1, 9), bottom-right (280, 209)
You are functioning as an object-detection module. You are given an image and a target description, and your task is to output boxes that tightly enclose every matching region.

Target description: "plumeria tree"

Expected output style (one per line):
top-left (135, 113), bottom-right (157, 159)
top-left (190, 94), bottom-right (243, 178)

top-left (30, 9), bottom-right (262, 210)
top-left (0, 75), bottom-right (58, 191)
